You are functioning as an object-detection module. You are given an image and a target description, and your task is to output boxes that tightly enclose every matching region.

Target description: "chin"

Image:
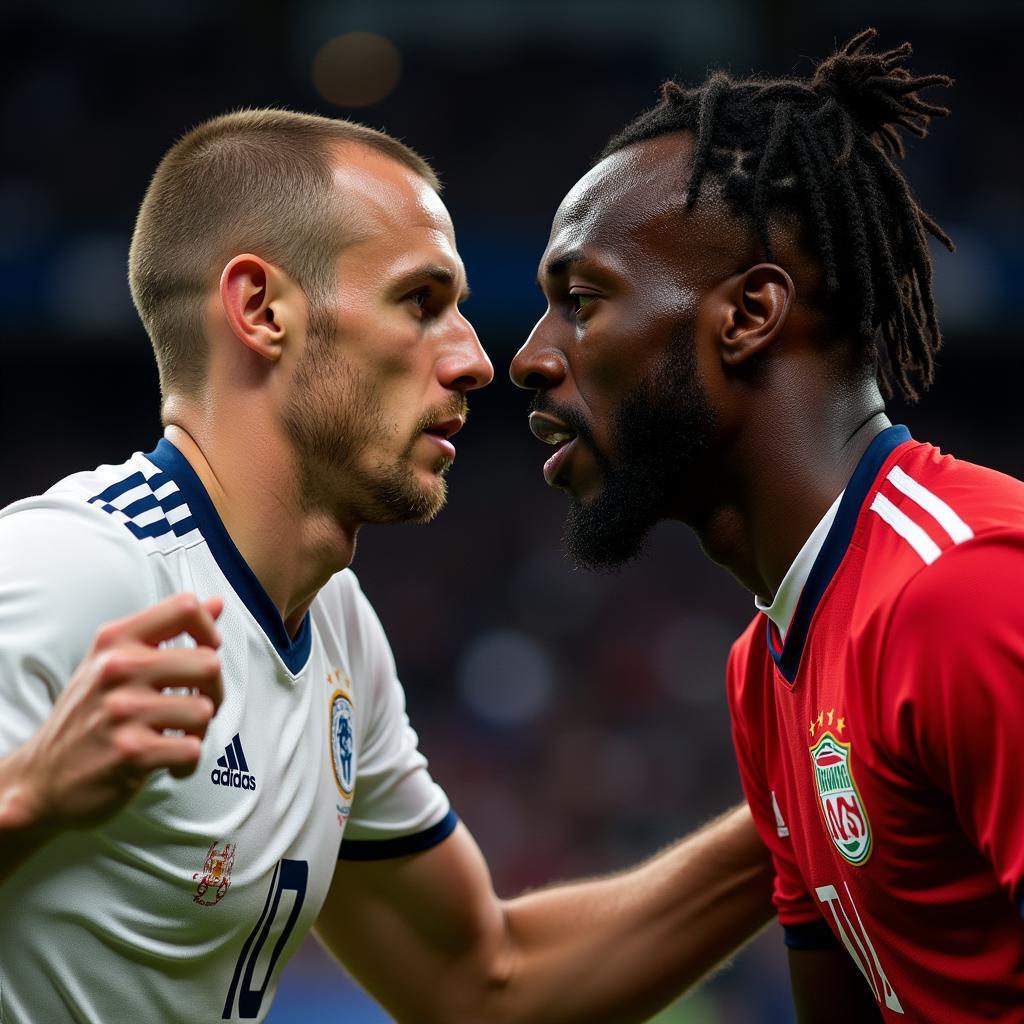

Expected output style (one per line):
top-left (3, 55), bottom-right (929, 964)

top-left (410, 480), bottom-right (448, 522)
top-left (563, 506), bottom-right (655, 570)
top-left (561, 472), bottom-right (660, 571)
top-left (382, 477), bottom-right (448, 524)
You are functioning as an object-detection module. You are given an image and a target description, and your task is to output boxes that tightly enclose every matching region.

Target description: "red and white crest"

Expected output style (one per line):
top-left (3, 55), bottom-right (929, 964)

top-left (810, 733), bottom-right (872, 865)
top-left (192, 841), bottom-right (237, 906)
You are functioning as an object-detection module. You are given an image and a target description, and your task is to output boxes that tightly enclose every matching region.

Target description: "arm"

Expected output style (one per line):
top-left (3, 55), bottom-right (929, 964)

top-left (316, 802), bottom-right (774, 1024)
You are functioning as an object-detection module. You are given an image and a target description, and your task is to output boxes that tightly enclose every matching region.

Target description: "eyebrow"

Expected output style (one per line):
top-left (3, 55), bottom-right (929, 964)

top-left (392, 263), bottom-right (471, 303)
top-left (536, 248), bottom-right (583, 290)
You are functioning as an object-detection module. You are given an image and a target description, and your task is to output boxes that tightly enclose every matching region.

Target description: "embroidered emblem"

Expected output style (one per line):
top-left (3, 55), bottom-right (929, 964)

top-left (192, 841), bottom-right (237, 905)
top-left (329, 690), bottom-right (355, 801)
top-left (810, 732), bottom-right (872, 865)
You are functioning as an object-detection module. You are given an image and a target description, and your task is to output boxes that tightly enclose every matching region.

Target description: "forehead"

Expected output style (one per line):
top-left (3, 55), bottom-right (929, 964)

top-left (330, 145), bottom-right (462, 276)
top-left (542, 133), bottom-right (696, 271)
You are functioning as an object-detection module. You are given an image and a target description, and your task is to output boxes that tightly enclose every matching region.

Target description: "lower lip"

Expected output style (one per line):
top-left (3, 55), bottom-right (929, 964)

top-left (422, 432), bottom-right (456, 460)
top-left (543, 437), bottom-right (578, 485)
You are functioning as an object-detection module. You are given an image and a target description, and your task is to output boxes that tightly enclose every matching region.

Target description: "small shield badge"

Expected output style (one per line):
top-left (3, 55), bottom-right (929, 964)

top-left (330, 691), bottom-right (355, 800)
top-left (810, 733), bottom-right (872, 865)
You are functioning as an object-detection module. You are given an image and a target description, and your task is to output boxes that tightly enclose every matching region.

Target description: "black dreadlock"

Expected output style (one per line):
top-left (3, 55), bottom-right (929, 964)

top-left (602, 28), bottom-right (954, 402)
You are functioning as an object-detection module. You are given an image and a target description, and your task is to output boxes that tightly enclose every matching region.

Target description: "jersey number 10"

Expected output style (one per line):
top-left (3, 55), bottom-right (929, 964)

top-left (223, 858), bottom-right (309, 1019)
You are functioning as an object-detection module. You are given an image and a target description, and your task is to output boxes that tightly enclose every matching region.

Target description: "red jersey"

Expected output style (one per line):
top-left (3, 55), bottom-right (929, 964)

top-left (728, 425), bottom-right (1024, 1021)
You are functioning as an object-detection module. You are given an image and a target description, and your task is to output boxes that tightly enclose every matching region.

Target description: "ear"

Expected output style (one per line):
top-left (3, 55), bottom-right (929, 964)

top-left (219, 254), bottom-right (291, 363)
top-left (717, 263), bottom-right (794, 367)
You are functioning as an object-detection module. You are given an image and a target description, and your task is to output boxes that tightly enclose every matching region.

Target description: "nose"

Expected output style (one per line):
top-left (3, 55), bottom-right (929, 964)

top-left (438, 309), bottom-right (494, 392)
top-left (509, 314), bottom-right (566, 391)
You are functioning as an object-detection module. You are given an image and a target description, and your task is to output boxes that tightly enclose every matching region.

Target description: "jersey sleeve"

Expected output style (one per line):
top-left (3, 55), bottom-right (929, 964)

top-left (0, 499), bottom-right (156, 758)
top-left (336, 572), bottom-right (454, 860)
top-left (878, 534), bottom-right (1024, 915)
top-left (726, 628), bottom-right (824, 938)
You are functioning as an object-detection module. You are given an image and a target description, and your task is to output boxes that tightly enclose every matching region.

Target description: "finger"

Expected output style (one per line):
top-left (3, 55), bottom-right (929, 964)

top-left (98, 646), bottom-right (224, 708)
top-left (103, 593), bottom-right (223, 651)
top-left (108, 693), bottom-right (217, 736)
top-left (129, 732), bottom-right (205, 778)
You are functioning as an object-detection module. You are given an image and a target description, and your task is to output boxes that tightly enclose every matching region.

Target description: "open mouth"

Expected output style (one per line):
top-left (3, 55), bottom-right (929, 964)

top-left (528, 412), bottom-right (580, 485)
top-left (424, 417), bottom-right (464, 441)
top-left (528, 411), bottom-right (577, 447)
top-left (421, 417), bottom-right (464, 461)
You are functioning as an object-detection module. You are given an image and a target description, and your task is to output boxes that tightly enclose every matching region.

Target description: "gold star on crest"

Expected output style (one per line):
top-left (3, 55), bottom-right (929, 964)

top-left (837, 716), bottom-right (846, 734)
top-left (826, 708), bottom-right (835, 726)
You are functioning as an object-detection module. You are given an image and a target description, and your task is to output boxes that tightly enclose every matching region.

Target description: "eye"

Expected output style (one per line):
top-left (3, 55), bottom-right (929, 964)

top-left (569, 290), bottom-right (599, 317)
top-left (405, 287), bottom-right (432, 316)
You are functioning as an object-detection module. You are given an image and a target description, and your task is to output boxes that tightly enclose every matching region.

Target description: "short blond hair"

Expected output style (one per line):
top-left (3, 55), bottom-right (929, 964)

top-left (128, 109), bottom-right (439, 400)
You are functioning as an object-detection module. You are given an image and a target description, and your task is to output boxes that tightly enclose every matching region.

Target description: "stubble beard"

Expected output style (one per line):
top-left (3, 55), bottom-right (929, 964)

top-left (283, 319), bottom-right (453, 526)
top-left (562, 324), bottom-right (717, 570)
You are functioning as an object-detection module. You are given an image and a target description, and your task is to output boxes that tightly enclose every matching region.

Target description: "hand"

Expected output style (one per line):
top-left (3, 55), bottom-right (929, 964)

top-left (10, 592), bottom-right (224, 833)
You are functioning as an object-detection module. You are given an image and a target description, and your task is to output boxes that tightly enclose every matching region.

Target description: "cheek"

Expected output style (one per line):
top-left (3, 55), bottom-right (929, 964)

top-left (575, 316), bottom-right (680, 415)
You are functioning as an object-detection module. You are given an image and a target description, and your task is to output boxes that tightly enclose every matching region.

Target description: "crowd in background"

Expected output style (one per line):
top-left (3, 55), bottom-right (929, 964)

top-left (3, 2), bottom-right (1021, 1019)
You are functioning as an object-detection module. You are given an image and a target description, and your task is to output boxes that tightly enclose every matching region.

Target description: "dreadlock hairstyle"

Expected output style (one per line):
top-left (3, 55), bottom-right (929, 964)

top-left (602, 28), bottom-right (954, 401)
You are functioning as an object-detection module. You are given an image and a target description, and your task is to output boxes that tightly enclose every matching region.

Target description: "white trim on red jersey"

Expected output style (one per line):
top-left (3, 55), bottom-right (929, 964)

top-left (871, 464), bottom-right (975, 565)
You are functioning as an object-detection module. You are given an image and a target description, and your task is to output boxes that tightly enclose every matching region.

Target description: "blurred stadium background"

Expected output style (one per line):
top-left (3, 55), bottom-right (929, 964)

top-left (2, 1), bottom-right (1021, 1020)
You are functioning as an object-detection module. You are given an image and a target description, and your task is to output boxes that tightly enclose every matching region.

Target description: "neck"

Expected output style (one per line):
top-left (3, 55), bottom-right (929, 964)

top-left (688, 380), bottom-right (888, 601)
top-left (163, 410), bottom-right (358, 637)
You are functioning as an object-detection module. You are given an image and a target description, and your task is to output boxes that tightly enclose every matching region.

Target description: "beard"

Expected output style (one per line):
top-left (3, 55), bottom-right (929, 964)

top-left (555, 323), bottom-right (717, 570)
top-left (283, 315), bottom-right (459, 525)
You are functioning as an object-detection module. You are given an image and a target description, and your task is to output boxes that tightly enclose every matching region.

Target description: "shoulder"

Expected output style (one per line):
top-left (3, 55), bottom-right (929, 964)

top-left (857, 440), bottom-right (1024, 612)
top-left (869, 441), bottom-right (1024, 552)
top-left (885, 531), bottom-right (1024, 646)
top-left (0, 492), bottom-right (155, 608)
top-left (0, 494), bottom-right (157, 690)
top-left (874, 534), bottom-right (1024, 782)
top-left (0, 448), bottom-right (173, 649)
top-left (317, 569), bottom-right (381, 631)
top-left (867, 531), bottom-right (1024, 762)
top-left (872, 441), bottom-right (1024, 619)
top-left (315, 569), bottom-right (394, 669)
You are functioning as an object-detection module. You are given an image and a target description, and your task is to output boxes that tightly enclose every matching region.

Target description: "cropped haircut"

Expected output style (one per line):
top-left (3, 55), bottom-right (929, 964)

top-left (602, 29), bottom-right (954, 401)
top-left (128, 109), bottom-right (439, 400)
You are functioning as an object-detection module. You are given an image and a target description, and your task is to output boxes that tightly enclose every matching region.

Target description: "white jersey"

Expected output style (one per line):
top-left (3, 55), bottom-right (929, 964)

top-left (0, 439), bottom-right (454, 1023)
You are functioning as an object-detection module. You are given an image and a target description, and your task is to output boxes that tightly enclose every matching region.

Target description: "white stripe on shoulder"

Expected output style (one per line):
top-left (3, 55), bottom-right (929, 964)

top-left (885, 465), bottom-right (974, 544)
top-left (870, 492), bottom-right (941, 565)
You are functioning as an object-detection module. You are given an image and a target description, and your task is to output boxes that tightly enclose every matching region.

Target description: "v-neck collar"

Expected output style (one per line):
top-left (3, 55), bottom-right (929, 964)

top-left (146, 439), bottom-right (313, 674)
top-left (766, 425), bottom-right (912, 683)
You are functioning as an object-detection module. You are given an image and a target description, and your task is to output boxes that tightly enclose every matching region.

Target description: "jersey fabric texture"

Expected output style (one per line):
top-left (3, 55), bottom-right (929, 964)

top-left (728, 425), bottom-right (1024, 1021)
top-left (0, 440), bottom-right (455, 1023)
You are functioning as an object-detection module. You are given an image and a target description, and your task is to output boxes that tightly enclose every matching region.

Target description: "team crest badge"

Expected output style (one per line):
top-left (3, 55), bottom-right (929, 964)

top-left (330, 690), bottom-right (355, 800)
top-left (810, 732), bottom-right (872, 865)
top-left (192, 840), bottom-right (237, 905)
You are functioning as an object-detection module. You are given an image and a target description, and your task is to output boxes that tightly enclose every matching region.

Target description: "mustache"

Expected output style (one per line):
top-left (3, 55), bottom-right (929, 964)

top-left (528, 394), bottom-right (598, 453)
top-left (414, 395), bottom-right (470, 435)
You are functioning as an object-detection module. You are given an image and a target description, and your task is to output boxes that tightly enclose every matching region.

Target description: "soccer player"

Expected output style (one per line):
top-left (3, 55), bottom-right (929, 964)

top-left (512, 29), bottom-right (1024, 1022)
top-left (0, 110), bottom-right (774, 1023)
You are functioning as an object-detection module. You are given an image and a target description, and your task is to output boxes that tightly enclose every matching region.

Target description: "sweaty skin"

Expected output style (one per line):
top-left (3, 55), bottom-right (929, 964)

top-left (514, 131), bottom-right (888, 602)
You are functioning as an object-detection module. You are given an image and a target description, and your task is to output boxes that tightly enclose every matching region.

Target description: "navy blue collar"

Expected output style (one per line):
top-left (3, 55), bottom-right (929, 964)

top-left (767, 424), bottom-right (912, 683)
top-left (146, 439), bottom-right (312, 674)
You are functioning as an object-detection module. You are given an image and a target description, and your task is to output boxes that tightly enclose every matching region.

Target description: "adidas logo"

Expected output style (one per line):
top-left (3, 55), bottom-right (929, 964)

top-left (210, 734), bottom-right (257, 791)
top-left (771, 790), bottom-right (789, 839)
